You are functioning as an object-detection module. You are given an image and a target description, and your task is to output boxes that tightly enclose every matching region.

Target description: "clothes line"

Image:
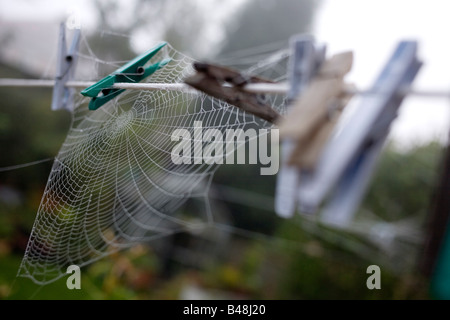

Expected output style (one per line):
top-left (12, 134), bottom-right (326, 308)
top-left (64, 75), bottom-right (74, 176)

top-left (0, 77), bottom-right (450, 99)
top-left (0, 78), bottom-right (192, 92)
top-left (0, 78), bottom-right (286, 93)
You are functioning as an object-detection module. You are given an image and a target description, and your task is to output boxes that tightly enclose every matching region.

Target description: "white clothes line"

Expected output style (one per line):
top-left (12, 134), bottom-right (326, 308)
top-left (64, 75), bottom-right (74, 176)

top-left (0, 78), bottom-right (288, 94)
top-left (0, 78), bottom-right (450, 99)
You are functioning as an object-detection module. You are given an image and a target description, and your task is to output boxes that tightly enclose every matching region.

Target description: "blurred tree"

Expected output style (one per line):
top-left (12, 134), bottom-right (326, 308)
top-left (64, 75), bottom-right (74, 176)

top-left (91, 0), bottom-right (237, 59)
top-left (219, 0), bottom-right (320, 56)
top-left (89, 0), bottom-right (321, 59)
top-left (0, 23), bottom-right (12, 60)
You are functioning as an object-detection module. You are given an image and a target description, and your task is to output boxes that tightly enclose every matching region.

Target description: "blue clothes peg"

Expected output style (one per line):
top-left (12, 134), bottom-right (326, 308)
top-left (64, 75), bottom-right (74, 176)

top-left (296, 41), bottom-right (422, 227)
top-left (81, 42), bottom-right (170, 110)
top-left (51, 22), bottom-right (81, 112)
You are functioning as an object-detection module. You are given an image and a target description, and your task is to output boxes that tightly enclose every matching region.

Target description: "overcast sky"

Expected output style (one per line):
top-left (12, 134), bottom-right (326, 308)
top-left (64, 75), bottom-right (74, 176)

top-left (314, 0), bottom-right (450, 147)
top-left (0, 0), bottom-right (449, 146)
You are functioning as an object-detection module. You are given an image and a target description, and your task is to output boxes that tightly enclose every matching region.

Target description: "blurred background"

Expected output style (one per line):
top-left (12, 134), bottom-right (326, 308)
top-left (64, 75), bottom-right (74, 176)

top-left (0, 0), bottom-right (449, 299)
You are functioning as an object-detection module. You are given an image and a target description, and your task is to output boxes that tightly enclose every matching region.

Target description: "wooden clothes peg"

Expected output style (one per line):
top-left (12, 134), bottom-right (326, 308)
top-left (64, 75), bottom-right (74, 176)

top-left (277, 51), bottom-right (354, 171)
top-left (291, 86), bottom-right (354, 170)
top-left (184, 62), bottom-right (282, 123)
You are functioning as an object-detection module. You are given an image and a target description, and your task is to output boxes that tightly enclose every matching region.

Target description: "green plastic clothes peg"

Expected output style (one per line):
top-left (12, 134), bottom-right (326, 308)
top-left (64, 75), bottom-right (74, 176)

top-left (81, 42), bottom-right (170, 110)
top-left (430, 224), bottom-right (450, 299)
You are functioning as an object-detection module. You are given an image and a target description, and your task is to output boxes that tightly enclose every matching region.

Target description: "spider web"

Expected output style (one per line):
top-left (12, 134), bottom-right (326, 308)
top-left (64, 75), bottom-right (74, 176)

top-left (17, 32), bottom-right (289, 285)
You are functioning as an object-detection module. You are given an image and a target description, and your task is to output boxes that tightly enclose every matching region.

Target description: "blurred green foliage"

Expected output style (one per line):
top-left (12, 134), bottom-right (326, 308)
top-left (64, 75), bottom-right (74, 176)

top-left (0, 63), bottom-right (71, 243)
